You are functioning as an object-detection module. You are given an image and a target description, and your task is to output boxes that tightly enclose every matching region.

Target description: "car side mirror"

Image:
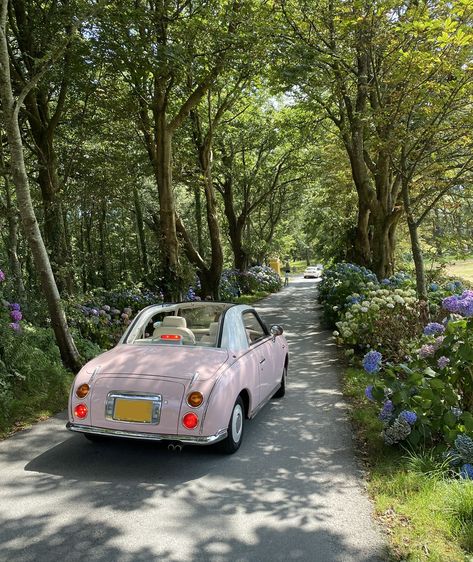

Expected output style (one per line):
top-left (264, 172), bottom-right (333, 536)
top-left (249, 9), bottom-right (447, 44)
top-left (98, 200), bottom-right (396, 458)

top-left (270, 325), bottom-right (284, 337)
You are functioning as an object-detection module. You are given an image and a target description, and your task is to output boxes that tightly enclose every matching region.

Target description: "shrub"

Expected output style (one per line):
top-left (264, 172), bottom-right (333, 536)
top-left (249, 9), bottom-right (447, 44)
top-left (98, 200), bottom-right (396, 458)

top-left (219, 266), bottom-right (281, 301)
top-left (318, 263), bottom-right (378, 326)
top-left (335, 287), bottom-right (422, 360)
top-left (359, 290), bottom-right (473, 463)
top-left (66, 287), bottom-right (163, 349)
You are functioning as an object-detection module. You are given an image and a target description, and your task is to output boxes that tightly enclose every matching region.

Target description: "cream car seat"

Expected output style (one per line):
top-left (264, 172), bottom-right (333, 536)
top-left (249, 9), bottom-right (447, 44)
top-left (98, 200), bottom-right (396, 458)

top-left (200, 322), bottom-right (219, 345)
top-left (153, 316), bottom-right (196, 344)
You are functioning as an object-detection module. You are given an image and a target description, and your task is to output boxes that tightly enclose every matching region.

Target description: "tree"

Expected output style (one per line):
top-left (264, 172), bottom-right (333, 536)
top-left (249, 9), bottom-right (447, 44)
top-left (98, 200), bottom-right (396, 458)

top-left (0, 0), bottom-right (81, 371)
top-left (96, 0), bottom-right (264, 297)
top-left (277, 0), bottom-right (473, 279)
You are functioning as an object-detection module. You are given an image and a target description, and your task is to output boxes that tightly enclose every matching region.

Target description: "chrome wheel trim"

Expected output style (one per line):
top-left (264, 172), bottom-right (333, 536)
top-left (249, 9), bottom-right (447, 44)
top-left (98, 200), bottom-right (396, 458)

top-left (231, 403), bottom-right (244, 443)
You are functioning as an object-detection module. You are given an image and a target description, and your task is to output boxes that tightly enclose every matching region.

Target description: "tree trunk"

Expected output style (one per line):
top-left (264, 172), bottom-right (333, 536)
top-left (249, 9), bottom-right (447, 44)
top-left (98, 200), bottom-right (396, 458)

top-left (133, 184), bottom-right (149, 276)
top-left (0, 142), bottom-right (25, 300)
top-left (0, 10), bottom-right (81, 371)
top-left (154, 120), bottom-right (181, 298)
top-left (98, 200), bottom-right (110, 289)
top-left (402, 181), bottom-right (428, 303)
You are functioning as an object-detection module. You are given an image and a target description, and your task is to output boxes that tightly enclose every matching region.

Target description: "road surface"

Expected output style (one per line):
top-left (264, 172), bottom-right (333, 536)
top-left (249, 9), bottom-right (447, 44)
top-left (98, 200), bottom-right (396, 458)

top-left (0, 278), bottom-right (387, 561)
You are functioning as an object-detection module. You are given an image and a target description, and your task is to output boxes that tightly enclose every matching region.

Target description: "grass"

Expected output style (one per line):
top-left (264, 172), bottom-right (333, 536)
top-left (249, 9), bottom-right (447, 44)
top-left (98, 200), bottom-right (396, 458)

top-left (446, 260), bottom-right (473, 283)
top-left (232, 291), bottom-right (271, 304)
top-left (343, 367), bottom-right (473, 562)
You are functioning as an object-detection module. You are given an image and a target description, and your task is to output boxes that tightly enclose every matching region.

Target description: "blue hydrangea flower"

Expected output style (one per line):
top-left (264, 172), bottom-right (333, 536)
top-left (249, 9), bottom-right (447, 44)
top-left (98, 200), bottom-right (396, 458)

top-left (399, 410), bottom-right (417, 425)
top-left (451, 407), bottom-right (462, 419)
top-left (423, 322), bottom-right (445, 336)
top-left (438, 356), bottom-right (450, 369)
top-left (455, 435), bottom-right (473, 463)
top-left (9, 303), bottom-right (21, 311)
top-left (364, 385), bottom-right (375, 401)
top-left (460, 464), bottom-right (473, 479)
top-left (379, 400), bottom-right (394, 422)
top-left (429, 282), bottom-right (439, 292)
top-left (362, 350), bottom-right (383, 374)
top-left (381, 279), bottom-right (391, 285)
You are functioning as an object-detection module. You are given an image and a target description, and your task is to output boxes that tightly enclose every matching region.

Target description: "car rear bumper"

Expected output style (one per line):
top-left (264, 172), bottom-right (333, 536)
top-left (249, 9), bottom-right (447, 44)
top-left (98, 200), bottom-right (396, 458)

top-left (66, 422), bottom-right (227, 445)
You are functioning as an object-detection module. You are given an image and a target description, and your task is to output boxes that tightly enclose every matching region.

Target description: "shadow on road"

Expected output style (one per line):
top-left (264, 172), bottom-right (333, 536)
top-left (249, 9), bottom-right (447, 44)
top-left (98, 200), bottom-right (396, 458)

top-left (0, 279), bottom-right (386, 561)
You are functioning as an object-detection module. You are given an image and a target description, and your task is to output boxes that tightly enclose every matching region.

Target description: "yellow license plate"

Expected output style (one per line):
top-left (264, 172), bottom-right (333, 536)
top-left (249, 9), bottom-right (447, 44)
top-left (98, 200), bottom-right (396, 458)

top-left (113, 399), bottom-right (153, 423)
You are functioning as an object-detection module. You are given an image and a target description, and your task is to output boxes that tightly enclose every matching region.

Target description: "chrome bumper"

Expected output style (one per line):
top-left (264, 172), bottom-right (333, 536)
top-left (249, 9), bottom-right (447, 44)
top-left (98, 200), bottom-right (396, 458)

top-left (66, 422), bottom-right (227, 445)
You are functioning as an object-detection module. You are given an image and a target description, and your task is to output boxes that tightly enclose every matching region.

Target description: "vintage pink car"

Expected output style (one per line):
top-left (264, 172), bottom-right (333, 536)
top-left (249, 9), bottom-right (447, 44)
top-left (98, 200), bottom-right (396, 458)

top-left (67, 301), bottom-right (288, 453)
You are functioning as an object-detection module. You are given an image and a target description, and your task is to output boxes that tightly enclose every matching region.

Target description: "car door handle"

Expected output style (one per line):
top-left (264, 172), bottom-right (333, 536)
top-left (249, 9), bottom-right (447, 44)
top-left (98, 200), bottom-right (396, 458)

top-left (259, 358), bottom-right (266, 364)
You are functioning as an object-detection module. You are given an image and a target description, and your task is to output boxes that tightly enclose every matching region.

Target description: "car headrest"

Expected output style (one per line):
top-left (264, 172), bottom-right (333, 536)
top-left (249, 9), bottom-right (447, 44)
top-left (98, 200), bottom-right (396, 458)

top-left (208, 322), bottom-right (219, 336)
top-left (162, 316), bottom-right (187, 328)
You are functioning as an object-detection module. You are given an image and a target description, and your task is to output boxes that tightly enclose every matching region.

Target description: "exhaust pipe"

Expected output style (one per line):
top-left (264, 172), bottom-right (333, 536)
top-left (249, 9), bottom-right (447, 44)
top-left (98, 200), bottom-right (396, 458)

top-left (168, 443), bottom-right (175, 451)
top-left (167, 442), bottom-right (183, 452)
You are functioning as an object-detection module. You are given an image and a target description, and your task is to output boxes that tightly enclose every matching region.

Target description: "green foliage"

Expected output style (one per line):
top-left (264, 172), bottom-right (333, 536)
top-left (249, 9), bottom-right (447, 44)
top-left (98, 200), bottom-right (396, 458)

top-left (344, 368), bottom-right (473, 560)
top-left (0, 321), bottom-right (72, 436)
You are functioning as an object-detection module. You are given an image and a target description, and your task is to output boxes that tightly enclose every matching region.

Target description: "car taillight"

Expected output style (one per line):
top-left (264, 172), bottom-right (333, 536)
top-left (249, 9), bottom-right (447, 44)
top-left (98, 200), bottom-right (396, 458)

top-left (76, 383), bottom-right (90, 398)
top-left (187, 391), bottom-right (203, 408)
top-left (160, 334), bottom-right (181, 340)
top-left (182, 412), bottom-right (199, 429)
top-left (74, 403), bottom-right (88, 419)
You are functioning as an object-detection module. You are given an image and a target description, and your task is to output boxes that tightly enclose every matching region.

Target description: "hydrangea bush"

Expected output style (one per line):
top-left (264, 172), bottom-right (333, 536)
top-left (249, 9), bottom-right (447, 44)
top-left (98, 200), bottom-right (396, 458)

top-left (359, 296), bottom-right (473, 476)
top-left (219, 266), bottom-right (281, 301)
top-left (334, 286), bottom-right (422, 360)
top-left (318, 263), bottom-right (378, 326)
top-left (66, 287), bottom-right (163, 349)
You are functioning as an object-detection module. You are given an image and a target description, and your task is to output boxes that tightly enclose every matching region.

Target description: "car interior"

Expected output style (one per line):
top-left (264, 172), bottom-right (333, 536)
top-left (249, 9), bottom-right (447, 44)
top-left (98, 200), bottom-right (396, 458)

top-left (126, 303), bottom-right (232, 347)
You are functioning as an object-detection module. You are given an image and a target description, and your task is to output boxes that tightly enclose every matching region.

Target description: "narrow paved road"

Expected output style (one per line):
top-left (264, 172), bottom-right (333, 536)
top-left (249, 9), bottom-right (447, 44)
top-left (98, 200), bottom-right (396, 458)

top-left (0, 279), bottom-right (387, 562)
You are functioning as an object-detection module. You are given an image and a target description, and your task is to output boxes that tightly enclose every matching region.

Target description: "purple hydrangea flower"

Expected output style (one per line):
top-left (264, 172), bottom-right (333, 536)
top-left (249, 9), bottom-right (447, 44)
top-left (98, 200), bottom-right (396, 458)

top-left (442, 295), bottom-right (460, 313)
top-left (399, 410), bottom-right (417, 425)
top-left (433, 336), bottom-right (445, 350)
top-left (10, 310), bottom-right (22, 322)
top-left (0, 270), bottom-right (5, 282)
top-left (459, 296), bottom-right (473, 317)
top-left (364, 385), bottom-right (375, 401)
top-left (9, 303), bottom-right (21, 311)
top-left (460, 463), bottom-right (473, 480)
top-left (379, 400), bottom-right (394, 421)
top-left (121, 313), bottom-right (129, 320)
top-left (9, 322), bottom-right (20, 332)
top-left (438, 356), bottom-right (450, 369)
top-left (418, 344), bottom-right (435, 359)
top-left (90, 308), bottom-right (99, 317)
top-left (423, 322), bottom-right (445, 336)
top-left (362, 350), bottom-right (383, 374)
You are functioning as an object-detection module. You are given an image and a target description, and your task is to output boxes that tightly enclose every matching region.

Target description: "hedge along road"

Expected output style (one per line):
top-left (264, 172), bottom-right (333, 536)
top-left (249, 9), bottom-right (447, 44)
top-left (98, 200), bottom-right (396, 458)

top-left (0, 278), bottom-right (387, 562)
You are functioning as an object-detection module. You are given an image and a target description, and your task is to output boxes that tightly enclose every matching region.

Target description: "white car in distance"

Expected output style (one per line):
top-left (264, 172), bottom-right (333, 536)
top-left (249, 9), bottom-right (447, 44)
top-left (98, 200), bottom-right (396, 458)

top-left (303, 265), bottom-right (323, 279)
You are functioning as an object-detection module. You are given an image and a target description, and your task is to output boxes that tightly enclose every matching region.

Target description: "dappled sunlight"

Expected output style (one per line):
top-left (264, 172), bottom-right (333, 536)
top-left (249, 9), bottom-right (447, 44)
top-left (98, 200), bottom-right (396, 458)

top-left (0, 279), bottom-right (386, 561)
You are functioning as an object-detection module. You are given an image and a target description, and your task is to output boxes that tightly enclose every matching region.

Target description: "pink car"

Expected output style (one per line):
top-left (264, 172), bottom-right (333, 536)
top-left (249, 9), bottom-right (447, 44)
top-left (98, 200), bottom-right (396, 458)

top-left (67, 302), bottom-right (288, 454)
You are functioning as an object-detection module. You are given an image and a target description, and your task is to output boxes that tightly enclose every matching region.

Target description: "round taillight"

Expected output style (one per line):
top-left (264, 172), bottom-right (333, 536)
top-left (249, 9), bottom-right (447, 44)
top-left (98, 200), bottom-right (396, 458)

top-left (187, 391), bottom-right (203, 408)
top-left (74, 403), bottom-right (88, 419)
top-left (182, 412), bottom-right (199, 429)
top-left (76, 383), bottom-right (90, 398)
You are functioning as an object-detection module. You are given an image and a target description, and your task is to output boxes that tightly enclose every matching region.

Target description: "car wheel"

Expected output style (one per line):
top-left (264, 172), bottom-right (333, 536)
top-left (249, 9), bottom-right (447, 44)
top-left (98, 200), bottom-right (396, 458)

top-left (219, 396), bottom-right (245, 454)
top-left (273, 365), bottom-right (287, 399)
